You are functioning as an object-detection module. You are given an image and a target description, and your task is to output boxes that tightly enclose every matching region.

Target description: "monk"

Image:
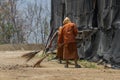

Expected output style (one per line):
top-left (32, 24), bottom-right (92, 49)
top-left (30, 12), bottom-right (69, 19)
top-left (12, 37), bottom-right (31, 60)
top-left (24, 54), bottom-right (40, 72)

top-left (61, 17), bottom-right (81, 68)
top-left (48, 26), bottom-right (63, 63)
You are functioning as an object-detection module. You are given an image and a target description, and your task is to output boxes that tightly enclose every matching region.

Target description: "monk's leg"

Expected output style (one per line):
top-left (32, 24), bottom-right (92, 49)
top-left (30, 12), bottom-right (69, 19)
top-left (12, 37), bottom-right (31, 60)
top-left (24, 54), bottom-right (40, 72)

top-left (74, 59), bottom-right (81, 68)
top-left (65, 59), bottom-right (69, 68)
top-left (58, 58), bottom-right (62, 64)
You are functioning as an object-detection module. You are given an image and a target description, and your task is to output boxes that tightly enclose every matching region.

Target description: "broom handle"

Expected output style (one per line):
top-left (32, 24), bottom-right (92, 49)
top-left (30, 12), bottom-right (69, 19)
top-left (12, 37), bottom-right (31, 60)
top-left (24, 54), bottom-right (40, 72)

top-left (44, 28), bottom-right (54, 53)
top-left (43, 28), bottom-right (59, 55)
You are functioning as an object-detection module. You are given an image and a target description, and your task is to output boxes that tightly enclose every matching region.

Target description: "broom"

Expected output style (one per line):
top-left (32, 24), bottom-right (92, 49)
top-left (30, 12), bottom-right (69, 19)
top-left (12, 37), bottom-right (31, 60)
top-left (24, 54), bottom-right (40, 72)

top-left (22, 50), bottom-right (41, 62)
top-left (33, 28), bottom-right (60, 67)
top-left (21, 28), bottom-right (54, 62)
top-left (33, 43), bottom-right (64, 67)
top-left (33, 47), bottom-right (50, 67)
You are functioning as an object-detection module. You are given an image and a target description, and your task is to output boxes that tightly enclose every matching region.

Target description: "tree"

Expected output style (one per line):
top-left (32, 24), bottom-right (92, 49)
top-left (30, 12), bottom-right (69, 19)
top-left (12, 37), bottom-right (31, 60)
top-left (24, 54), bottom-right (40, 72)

top-left (23, 0), bottom-right (50, 44)
top-left (0, 0), bottom-right (26, 44)
top-left (0, 0), bottom-right (50, 44)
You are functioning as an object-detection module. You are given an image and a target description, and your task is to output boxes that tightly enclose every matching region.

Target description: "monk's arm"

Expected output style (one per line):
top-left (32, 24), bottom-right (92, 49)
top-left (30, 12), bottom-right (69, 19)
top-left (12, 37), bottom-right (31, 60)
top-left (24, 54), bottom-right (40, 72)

top-left (73, 24), bottom-right (78, 36)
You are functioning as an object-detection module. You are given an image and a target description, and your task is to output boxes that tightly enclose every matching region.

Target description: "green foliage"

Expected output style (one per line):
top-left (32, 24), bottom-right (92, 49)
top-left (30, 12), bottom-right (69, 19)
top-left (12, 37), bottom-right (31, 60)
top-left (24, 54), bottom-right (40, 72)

top-left (0, 22), bottom-right (14, 44)
top-left (4, 23), bottom-right (14, 35)
top-left (79, 60), bottom-right (97, 68)
top-left (78, 60), bottom-right (104, 69)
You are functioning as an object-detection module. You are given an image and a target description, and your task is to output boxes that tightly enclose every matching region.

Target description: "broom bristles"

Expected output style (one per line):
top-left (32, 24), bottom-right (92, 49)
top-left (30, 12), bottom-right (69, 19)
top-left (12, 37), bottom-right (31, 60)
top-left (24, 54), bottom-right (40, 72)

top-left (22, 50), bottom-right (40, 62)
top-left (33, 54), bottom-right (49, 67)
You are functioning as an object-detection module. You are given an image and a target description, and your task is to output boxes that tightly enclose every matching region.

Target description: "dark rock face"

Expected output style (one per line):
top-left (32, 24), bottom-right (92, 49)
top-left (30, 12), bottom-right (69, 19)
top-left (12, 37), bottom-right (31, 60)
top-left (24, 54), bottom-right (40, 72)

top-left (51, 0), bottom-right (113, 29)
top-left (51, 0), bottom-right (95, 29)
top-left (51, 0), bottom-right (120, 68)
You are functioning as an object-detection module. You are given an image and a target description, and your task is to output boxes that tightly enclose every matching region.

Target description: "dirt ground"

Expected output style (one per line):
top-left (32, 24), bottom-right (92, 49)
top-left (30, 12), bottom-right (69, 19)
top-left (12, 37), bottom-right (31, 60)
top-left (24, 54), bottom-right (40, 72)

top-left (0, 51), bottom-right (120, 80)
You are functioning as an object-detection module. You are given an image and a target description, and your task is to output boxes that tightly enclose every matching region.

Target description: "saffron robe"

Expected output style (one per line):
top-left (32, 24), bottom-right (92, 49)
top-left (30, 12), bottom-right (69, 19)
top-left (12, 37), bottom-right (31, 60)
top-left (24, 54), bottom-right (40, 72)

top-left (62, 22), bottom-right (79, 59)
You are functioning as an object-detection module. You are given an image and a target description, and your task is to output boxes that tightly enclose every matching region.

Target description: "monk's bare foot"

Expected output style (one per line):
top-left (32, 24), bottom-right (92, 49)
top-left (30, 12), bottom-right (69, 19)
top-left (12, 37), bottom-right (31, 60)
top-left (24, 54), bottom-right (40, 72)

top-left (75, 64), bottom-right (81, 68)
top-left (64, 64), bottom-right (68, 68)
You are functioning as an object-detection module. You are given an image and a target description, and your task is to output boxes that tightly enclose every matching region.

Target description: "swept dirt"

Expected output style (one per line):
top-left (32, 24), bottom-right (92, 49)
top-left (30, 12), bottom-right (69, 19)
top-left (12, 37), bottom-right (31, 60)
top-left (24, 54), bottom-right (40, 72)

top-left (0, 51), bottom-right (120, 80)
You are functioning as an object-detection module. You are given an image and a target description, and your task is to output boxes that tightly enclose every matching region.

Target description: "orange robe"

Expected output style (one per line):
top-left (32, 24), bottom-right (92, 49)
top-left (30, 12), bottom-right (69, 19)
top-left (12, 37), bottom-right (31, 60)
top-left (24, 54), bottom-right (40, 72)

top-left (62, 22), bottom-right (79, 60)
top-left (57, 27), bottom-right (63, 59)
